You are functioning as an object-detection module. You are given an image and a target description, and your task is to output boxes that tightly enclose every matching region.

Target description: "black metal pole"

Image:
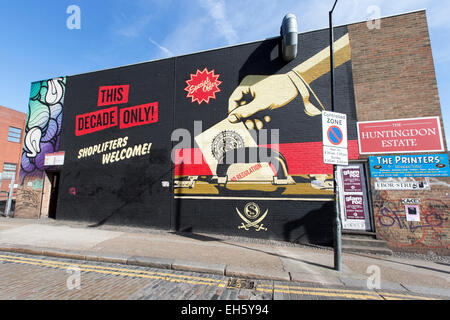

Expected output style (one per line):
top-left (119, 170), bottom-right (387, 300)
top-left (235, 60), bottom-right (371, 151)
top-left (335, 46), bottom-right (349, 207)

top-left (329, 0), bottom-right (342, 272)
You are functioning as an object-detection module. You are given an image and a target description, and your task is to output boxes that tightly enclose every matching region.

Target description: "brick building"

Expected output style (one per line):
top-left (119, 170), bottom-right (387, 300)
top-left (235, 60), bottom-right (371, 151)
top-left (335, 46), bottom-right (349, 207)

top-left (347, 11), bottom-right (449, 254)
top-left (14, 10), bottom-right (449, 254)
top-left (0, 105), bottom-right (27, 209)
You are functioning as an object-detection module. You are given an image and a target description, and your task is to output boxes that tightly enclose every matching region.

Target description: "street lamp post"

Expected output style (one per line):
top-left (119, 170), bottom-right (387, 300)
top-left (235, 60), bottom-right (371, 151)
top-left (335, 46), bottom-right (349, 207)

top-left (329, 0), bottom-right (342, 272)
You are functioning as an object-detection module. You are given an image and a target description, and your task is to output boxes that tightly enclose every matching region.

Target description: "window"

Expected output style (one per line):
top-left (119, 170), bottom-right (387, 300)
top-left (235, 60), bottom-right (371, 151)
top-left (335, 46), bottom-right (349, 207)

top-left (7, 126), bottom-right (22, 143)
top-left (2, 163), bottom-right (17, 180)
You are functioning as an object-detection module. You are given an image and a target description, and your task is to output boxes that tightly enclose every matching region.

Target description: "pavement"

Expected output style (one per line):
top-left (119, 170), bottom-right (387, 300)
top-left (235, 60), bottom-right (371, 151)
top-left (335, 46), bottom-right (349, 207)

top-left (0, 217), bottom-right (449, 299)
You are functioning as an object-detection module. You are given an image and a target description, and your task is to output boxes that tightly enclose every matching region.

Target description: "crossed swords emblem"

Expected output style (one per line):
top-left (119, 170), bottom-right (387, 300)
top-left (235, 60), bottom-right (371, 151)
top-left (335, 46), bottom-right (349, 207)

top-left (236, 207), bottom-right (268, 232)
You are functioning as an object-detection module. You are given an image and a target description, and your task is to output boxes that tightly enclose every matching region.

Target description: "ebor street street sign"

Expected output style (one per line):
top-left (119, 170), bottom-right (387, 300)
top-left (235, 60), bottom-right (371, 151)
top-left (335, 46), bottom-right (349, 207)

top-left (322, 111), bottom-right (348, 165)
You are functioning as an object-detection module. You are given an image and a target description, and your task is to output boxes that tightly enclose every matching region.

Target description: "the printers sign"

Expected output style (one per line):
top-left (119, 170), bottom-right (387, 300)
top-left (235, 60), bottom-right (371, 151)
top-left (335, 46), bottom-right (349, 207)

top-left (369, 154), bottom-right (450, 178)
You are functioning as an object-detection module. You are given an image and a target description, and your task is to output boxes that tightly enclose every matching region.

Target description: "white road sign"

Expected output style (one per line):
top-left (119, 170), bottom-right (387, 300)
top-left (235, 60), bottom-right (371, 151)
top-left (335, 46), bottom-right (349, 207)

top-left (323, 146), bottom-right (349, 166)
top-left (322, 111), bottom-right (348, 165)
top-left (322, 111), bottom-right (348, 148)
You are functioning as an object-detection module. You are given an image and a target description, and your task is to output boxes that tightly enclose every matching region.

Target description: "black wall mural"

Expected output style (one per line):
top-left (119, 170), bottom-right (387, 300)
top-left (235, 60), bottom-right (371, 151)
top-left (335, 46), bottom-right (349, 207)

top-left (55, 26), bottom-right (359, 246)
top-left (57, 59), bottom-right (175, 228)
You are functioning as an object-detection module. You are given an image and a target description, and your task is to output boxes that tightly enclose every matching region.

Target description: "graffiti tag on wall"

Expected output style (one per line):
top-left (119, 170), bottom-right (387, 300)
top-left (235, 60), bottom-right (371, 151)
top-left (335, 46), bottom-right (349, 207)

top-left (374, 189), bottom-right (449, 250)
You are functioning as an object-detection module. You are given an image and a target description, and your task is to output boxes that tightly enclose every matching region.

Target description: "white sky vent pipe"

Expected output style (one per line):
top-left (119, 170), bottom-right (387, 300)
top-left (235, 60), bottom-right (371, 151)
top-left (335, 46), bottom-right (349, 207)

top-left (281, 13), bottom-right (298, 62)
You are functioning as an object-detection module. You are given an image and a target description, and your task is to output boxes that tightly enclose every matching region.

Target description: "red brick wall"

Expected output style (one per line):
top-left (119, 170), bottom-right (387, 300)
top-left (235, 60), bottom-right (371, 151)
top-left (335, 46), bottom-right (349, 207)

top-left (348, 11), bottom-right (449, 254)
top-left (0, 105), bottom-right (27, 195)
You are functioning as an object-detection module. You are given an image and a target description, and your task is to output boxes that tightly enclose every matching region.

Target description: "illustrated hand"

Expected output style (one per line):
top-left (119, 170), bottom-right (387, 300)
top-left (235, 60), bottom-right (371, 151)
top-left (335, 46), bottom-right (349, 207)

top-left (227, 74), bottom-right (299, 130)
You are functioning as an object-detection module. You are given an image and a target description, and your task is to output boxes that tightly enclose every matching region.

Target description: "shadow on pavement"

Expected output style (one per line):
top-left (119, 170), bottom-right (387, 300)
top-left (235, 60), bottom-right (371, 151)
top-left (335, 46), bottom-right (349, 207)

top-left (173, 230), bottom-right (335, 271)
top-left (170, 230), bottom-right (222, 242)
top-left (347, 252), bottom-right (450, 275)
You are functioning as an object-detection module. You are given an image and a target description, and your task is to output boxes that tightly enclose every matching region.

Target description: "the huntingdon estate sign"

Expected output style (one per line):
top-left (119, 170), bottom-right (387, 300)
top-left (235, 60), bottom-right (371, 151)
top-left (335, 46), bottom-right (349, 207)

top-left (357, 117), bottom-right (444, 155)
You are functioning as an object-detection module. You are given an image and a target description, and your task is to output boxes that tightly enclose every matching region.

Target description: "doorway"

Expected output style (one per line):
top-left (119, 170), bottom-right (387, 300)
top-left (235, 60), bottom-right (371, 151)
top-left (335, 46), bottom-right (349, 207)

top-left (336, 162), bottom-right (374, 232)
top-left (41, 171), bottom-right (60, 219)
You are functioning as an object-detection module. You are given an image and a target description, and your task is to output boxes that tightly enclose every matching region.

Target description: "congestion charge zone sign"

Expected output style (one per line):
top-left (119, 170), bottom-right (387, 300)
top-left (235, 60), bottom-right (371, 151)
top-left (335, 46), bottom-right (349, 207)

top-left (322, 111), bottom-right (348, 165)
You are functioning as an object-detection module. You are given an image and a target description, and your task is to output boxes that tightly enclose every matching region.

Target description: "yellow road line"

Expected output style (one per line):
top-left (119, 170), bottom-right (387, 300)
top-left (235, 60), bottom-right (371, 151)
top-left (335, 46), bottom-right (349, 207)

top-left (259, 281), bottom-right (438, 300)
top-left (0, 254), bottom-right (440, 300)
top-left (256, 287), bottom-right (382, 300)
top-left (0, 254), bottom-right (220, 283)
top-left (0, 256), bottom-right (223, 287)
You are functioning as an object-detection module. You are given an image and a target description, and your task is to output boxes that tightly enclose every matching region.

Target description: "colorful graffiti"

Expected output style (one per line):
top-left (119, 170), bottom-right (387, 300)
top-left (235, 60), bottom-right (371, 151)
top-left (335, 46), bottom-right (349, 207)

top-left (374, 190), bottom-right (449, 251)
top-left (174, 33), bottom-right (355, 199)
top-left (19, 78), bottom-right (66, 183)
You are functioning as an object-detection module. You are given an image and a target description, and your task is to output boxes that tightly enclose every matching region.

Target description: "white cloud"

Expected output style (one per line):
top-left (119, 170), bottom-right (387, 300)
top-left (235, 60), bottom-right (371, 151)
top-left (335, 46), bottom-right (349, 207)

top-left (148, 37), bottom-right (174, 58)
top-left (115, 12), bottom-right (153, 38)
top-left (197, 0), bottom-right (238, 45)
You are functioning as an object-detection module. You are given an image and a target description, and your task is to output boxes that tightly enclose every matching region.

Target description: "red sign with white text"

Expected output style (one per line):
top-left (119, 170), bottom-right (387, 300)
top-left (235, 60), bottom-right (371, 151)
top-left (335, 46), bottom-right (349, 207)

top-left (76, 107), bottom-right (118, 136)
top-left (97, 85), bottom-right (129, 107)
top-left (357, 117), bottom-right (444, 154)
top-left (119, 102), bottom-right (159, 129)
top-left (185, 68), bottom-right (222, 105)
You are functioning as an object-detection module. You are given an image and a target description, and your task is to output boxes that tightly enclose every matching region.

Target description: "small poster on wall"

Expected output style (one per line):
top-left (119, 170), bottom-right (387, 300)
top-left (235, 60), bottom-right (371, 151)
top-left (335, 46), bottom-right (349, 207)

top-left (405, 205), bottom-right (421, 222)
top-left (337, 165), bottom-right (372, 231)
top-left (44, 152), bottom-right (66, 166)
top-left (341, 168), bottom-right (363, 193)
top-left (344, 195), bottom-right (365, 220)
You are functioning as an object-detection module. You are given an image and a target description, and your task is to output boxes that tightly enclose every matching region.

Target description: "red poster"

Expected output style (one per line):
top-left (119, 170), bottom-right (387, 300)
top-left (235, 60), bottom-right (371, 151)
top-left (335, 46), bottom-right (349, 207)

top-left (341, 168), bottom-right (362, 193)
top-left (357, 117), bottom-right (444, 154)
top-left (344, 195), bottom-right (365, 220)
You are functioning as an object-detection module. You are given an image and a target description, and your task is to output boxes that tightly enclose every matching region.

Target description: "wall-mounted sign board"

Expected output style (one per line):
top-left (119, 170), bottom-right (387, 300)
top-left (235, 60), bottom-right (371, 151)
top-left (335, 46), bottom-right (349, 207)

top-left (44, 152), bottom-right (65, 166)
top-left (374, 180), bottom-right (430, 191)
top-left (369, 154), bottom-right (450, 178)
top-left (357, 117), bottom-right (444, 155)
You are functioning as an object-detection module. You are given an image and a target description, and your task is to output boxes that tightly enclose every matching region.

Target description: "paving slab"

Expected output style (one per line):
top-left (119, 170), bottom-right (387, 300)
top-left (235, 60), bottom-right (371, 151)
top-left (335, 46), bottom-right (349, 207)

top-left (83, 251), bottom-right (102, 262)
top-left (127, 256), bottom-right (173, 269)
top-left (0, 244), bottom-right (45, 256)
top-left (94, 252), bottom-right (129, 264)
top-left (225, 265), bottom-right (290, 282)
top-left (289, 271), bottom-right (344, 287)
top-left (401, 284), bottom-right (450, 298)
top-left (339, 277), bottom-right (369, 289)
top-left (0, 224), bottom-right (122, 250)
top-left (172, 260), bottom-right (225, 275)
top-left (377, 281), bottom-right (408, 293)
top-left (42, 249), bottom-right (87, 261)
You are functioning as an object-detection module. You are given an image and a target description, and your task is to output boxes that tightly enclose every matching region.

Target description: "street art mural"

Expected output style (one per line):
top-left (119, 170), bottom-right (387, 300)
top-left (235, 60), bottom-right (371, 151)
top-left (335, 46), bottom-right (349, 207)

top-left (22, 26), bottom-right (360, 246)
top-left (19, 78), bottom-right (66, 183)
top-left (171, 27), bottom-right (360, 244)
top-left (14, 78), bottom-right (66, 218)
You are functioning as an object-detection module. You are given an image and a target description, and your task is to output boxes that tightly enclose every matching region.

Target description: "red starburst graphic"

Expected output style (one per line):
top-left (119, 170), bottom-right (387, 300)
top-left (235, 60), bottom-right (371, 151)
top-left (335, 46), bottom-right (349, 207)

top-left (185, 68), bottom-right (222, 105)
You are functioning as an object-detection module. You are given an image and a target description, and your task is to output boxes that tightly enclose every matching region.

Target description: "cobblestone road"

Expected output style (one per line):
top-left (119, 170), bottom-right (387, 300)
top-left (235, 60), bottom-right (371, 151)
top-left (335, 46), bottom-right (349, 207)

top-left (0, 252), bottom-right (442, 300)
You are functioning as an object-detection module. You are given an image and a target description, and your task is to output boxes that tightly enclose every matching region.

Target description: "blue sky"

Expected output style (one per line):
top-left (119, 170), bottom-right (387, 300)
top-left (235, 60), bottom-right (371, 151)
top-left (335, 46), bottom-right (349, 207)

top-left (0, 0), bottom-right (449, 145)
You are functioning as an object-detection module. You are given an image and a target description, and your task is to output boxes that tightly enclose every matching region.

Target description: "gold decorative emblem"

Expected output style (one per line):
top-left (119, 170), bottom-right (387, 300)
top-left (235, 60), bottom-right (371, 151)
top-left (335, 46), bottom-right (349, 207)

top-left (236, 202), bottom-right (268, 232)
top-left (244, 202), bottom-right (260, 219)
